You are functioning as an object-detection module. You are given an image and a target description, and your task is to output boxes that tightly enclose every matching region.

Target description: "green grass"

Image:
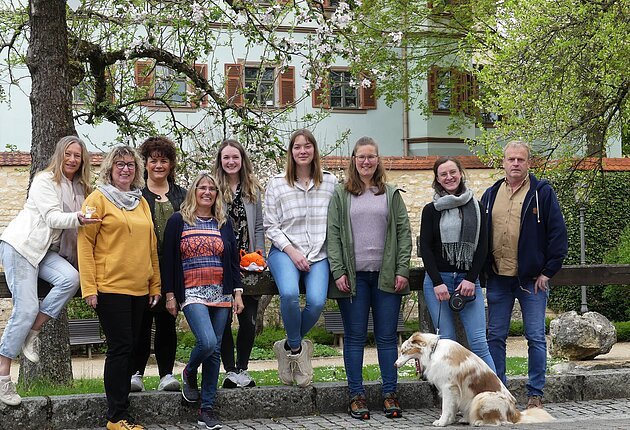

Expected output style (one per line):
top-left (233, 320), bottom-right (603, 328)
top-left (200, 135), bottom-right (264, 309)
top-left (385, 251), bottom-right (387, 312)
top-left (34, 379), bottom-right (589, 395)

top-left (17, 356), bottom-right (552, 397)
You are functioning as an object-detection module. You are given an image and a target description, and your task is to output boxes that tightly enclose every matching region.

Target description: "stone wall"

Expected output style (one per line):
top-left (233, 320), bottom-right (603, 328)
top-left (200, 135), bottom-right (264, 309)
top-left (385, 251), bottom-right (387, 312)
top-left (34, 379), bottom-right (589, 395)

top-left (0, 166), bottom-right (502, 332)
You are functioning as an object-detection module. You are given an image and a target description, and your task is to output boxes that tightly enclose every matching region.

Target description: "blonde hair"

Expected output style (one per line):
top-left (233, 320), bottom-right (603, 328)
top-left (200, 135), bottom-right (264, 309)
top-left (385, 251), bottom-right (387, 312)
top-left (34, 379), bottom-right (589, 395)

top-left (344, 136), bottom-right (386, 196)
top-left (214, 139), bottom-right (262, 204)
top-left (44, 136), bottom-right (92, 195)
top-left (284, 129), bottom-right (323, 188)
top-left (180, 172), bottom-right (226, 227)
top-left (98, 145), bottom-right (145, 190)
top-left (504, 140), bottom-right (532, 160)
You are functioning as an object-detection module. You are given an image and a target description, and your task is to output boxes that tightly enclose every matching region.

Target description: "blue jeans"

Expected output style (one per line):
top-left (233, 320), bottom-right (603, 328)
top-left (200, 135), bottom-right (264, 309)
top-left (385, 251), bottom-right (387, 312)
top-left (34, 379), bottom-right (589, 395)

top-left (487, 274), bottom-right (548, 397)
top-left (267, 246), bottom-right (329, 349)
top-left (337, 271), bottom-right (402, 396)
top-left (0, 241), bottom-right (79, 359)
top-left (182, 303), bottom-right (230, 409)
top-left (423, 272), bottom-right (495, 372)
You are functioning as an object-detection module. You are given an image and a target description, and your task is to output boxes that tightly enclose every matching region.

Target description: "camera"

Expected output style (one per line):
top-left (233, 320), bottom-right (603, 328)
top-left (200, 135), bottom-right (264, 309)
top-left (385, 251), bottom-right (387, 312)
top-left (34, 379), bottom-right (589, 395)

top-left (448, 292), bottom-right (476, 312)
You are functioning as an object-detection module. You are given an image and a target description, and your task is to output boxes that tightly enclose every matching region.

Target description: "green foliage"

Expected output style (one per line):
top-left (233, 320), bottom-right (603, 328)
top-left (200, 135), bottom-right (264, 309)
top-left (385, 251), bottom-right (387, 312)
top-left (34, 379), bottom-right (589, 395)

top-left (508, 317), bottom-right (553, 336)
top-left (542, 170), bottom-right (630, 320)
top-left (304, 326), bottom-right (335, 346)
top-left (66, 298), bottom-right (97, 320)
top-left (614, 321), bottom-right (630, 342)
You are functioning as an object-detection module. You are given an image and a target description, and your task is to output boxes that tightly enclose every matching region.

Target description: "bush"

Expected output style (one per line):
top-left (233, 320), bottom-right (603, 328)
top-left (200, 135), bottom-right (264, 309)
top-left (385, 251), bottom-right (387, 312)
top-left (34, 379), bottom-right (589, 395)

top-left (66, 297), bottom-right (97, 320)
top-left (614, 321), bottom-right (630, 342)
top-left (543, 170), bottom-right (630, 320)
top-left (508, 317), bottom-right (553, 336)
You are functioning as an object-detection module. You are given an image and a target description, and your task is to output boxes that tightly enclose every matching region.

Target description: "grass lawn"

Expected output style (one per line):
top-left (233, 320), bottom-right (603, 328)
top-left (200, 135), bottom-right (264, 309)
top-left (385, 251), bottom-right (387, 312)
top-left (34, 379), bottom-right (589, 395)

top-left (17, 356), bottom-right (555, 397)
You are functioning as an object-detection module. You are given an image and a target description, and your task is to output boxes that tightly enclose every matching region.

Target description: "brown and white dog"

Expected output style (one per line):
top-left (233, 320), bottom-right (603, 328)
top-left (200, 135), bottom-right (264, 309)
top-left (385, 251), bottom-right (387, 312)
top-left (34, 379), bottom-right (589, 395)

top-left (395, 332), bottom-right (555, 427)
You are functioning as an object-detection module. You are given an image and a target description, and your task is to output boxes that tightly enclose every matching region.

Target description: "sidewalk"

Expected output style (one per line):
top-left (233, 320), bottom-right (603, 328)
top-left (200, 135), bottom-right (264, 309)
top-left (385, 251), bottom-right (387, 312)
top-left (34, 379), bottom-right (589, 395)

top-left (10, 337), bottom-right (630, 379)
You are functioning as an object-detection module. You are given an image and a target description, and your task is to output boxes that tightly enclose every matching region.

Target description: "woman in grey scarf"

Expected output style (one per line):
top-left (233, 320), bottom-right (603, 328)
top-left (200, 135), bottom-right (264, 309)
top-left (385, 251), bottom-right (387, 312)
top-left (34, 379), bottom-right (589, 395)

top-left (419, 156), bottom-right (495, 371)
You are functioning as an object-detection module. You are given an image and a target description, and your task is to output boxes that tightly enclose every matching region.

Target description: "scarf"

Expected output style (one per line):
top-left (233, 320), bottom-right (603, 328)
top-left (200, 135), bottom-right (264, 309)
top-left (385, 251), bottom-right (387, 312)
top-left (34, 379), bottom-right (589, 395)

top-left (58, 176), bottom-right (85, 268)
top-left (98, 183), bottom-right (142, 210)
top-left (433, 188), bottom-right (480, 270)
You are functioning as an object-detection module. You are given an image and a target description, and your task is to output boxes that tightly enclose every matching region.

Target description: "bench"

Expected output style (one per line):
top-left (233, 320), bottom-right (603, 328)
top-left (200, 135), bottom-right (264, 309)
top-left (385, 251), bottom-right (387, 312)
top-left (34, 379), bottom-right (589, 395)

top-left (68, 318), bottom-right (105, 359)
top-left (323, 310), bottom-right (407, 348)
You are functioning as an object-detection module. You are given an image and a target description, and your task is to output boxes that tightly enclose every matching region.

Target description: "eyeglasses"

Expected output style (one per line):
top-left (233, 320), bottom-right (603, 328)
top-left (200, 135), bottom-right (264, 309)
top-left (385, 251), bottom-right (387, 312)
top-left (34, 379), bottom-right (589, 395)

top-left (114, 161), bottom-right (136, 170)
top-left (355, 155), bottom-right (378, 162)
top-left (196, 186), bottom-right (218, 193)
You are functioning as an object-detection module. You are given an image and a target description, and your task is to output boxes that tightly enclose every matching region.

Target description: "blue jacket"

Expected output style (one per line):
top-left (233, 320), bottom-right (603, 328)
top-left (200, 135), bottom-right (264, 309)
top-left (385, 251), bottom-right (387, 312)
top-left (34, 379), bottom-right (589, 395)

top-left (481, 173), bottom-right (567, 281)
top-left (161, 212), bottom-right (242, 305)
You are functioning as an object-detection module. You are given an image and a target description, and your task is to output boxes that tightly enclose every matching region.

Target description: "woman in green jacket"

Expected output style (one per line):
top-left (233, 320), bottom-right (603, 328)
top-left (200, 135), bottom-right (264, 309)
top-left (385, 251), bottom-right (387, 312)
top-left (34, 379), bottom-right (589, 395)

top-left (327, 137), bottom-right (412, 421)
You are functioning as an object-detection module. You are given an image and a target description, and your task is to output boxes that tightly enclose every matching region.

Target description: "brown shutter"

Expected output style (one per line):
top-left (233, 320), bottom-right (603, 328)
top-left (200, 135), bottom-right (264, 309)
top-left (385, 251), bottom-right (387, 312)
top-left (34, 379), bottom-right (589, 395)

top-left (359, 75), bottom-right (377, 109)
top-left (454, 68), bottom-right (465, 111)
top-left (279, 66), bottom-right (295, 107)
top-left (312, 72), bottom-right (330, 108)
top-left (193, 63), bottom-right (209, 108)
top-left (428, 66), bottom-right (438, 111)
top-left (225, 63), bottom-right (243, 106)
top-left (135, 60), bottom-right (155, 106)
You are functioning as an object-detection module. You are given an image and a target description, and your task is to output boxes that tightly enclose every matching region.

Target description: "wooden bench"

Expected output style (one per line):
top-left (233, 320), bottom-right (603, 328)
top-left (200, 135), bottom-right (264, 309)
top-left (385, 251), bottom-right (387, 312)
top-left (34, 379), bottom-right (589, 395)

top-left (68, 318), bottom-right (104, 359)
top-left (323, 310), bottom-right (407, 348)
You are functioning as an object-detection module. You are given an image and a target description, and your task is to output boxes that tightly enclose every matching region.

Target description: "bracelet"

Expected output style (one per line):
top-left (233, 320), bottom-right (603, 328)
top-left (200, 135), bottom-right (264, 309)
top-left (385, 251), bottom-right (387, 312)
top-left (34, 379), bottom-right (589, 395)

top-left (166, 297), bottom-right (176, 302)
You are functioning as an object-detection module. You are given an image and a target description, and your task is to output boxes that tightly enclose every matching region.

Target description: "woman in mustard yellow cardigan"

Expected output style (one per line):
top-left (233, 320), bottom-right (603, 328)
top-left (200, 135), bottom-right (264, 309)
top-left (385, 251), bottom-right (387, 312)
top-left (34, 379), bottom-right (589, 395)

top-left (78, 145), bottom-right (160, 430)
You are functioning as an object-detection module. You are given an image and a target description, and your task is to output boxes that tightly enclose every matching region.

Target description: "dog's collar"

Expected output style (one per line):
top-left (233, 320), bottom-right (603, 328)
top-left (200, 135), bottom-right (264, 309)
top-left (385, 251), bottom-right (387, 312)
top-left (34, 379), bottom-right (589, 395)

top-left (429, 336), bottom-right (439, 357)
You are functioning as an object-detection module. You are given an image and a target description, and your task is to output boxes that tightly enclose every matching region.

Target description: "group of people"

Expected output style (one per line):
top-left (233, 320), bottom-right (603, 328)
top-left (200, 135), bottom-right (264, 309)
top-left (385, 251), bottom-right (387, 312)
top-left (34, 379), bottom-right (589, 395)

top-left (0, 132), bottom-right (567, 430)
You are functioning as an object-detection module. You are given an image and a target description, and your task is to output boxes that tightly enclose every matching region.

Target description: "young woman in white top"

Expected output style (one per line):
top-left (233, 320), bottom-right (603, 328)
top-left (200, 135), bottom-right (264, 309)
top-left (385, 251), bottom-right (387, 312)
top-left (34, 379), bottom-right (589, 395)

top-left (264, 129), bottom-right (336, 387)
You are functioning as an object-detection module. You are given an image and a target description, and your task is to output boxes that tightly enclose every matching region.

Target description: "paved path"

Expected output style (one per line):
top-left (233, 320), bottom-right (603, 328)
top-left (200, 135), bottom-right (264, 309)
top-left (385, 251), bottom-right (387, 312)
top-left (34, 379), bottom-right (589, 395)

top-left (12, 338), bottom-right (630, 379)
top-left (75, 398), bottom-right (630, 429)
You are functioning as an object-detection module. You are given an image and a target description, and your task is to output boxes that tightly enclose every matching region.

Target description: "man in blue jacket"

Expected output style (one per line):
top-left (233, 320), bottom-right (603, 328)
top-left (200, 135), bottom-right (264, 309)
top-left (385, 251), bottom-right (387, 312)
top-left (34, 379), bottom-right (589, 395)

top-left (481, 141), bottom-right (567, 409)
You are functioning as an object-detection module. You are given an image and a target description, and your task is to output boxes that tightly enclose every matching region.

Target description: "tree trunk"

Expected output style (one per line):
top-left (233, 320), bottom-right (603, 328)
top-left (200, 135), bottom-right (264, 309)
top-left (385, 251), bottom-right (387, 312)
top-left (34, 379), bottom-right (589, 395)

top-left (22, 0), bottom-right (76, 387)
top-left (255, 295), bottom-right (274, 335)
top-left (27, 0), bottom-right (76, 179)
top-left (19, 310), bottom-right (73, 388)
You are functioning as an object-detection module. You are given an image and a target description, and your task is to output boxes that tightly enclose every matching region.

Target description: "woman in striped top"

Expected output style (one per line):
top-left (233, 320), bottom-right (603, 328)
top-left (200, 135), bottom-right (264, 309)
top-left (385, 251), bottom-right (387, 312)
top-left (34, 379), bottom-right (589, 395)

top-left (162, 172), bottom-right (244, 430)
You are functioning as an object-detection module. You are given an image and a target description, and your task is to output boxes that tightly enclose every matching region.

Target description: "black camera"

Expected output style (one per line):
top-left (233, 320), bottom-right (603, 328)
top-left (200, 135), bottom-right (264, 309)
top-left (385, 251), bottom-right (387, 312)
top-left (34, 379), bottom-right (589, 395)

top-left (448, 292), bottom-right (476, 312)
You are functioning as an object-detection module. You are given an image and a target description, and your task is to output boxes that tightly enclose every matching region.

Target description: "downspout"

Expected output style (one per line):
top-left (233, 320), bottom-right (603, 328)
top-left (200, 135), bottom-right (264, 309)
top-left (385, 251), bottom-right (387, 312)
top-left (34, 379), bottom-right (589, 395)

top-left (401, 3), bottom-right (410, 156)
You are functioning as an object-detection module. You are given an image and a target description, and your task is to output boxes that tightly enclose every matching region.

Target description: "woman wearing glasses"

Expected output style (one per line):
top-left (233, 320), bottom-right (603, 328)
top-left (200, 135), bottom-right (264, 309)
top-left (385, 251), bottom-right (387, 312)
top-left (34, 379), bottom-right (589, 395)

top-left (327, 137), bottom-right (412, 420)
top-left (78, 145), bottom-right (161, 430)
top-left (161, 172), bottom-right (244, 430)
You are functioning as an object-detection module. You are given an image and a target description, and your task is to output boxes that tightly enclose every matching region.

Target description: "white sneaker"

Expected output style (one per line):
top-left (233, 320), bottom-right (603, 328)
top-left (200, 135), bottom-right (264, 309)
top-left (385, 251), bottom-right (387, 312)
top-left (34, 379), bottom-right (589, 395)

top-left (22, 329), bottom-right (40, 363)
top-left (273, 339), bottom-right (293, 385)
top-left (293, 339), bottom-right (314, 387)
top-left (236, 370), bottom-right (256, 388)
top-left (0, 377), bottom-right (21, 406)
top-left (222, 371), bottom-right (239, 389)
top-left (157, 373), bottom-right (180, 391)
top-left (130, 372), bottom-right (145, 392)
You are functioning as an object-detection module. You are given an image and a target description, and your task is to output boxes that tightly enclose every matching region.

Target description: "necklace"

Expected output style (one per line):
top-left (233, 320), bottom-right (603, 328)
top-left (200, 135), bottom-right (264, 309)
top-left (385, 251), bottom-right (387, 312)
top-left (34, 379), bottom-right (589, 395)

top-left (155, 195), bottom-right (161, 200)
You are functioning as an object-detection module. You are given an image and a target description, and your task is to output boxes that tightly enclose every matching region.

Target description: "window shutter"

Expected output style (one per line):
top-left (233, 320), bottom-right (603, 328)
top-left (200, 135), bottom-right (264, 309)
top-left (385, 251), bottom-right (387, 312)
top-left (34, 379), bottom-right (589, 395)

top-left (225, 63), bottom-right (243, 106)
top-left (359, 75), bottom-right (377, 109)
top-left (312, 73), bottom-right (330, 108)
top-left (135, 60), bottom-right (155, 106)
top-left (192, 63), bottom-right (209, 108)
top-left (279, 66), bottom-right (295, 107)
top-left (428, 66), bottom-right (438, 111)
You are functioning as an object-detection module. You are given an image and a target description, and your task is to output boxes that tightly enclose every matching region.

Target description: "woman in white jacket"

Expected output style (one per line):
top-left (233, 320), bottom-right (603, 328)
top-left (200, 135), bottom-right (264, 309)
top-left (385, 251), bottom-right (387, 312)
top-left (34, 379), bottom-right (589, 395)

top-left (0, 136), bottom-right (99, 406)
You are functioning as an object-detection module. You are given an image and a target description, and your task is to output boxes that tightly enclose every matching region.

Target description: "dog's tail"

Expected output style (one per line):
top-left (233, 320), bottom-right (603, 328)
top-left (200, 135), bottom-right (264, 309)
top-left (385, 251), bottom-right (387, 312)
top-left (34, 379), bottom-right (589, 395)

top-left (516, 407), bottom-right (555, 424)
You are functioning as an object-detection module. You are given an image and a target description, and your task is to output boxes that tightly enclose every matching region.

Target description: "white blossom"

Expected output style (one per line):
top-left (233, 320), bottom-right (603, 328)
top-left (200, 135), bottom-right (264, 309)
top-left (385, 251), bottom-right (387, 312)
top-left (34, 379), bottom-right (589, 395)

top-left (360, 78), bottom-right (372, 88)
top-left (390, 31), bottom-right (403, 44)
top-left (191, 3), bottom-right (205, 25)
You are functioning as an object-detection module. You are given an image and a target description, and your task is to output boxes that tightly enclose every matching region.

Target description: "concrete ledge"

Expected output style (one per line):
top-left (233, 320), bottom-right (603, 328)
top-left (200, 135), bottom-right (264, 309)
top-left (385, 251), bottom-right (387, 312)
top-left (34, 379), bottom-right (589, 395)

top-left (2, 369), bottom-right (630, 429)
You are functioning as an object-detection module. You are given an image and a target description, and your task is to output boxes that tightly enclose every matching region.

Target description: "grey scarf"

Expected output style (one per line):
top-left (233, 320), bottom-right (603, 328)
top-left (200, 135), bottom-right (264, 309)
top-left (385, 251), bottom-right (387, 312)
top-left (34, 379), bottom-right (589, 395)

top-left (98, 184), bottom-right (142, 210)
top-left (59, 176), bottom-right (85, 268)
top-left (433, 188), bottom-right (480, 270)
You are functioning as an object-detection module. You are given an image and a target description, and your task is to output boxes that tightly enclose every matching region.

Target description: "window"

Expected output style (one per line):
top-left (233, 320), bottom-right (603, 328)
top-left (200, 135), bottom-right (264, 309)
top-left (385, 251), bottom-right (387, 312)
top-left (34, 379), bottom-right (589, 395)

top-left (134, 61), bottom-right (208, 109)
top-left (224, 63), bottom-right (295, 108)
top-left (244, 67), bottom-right (276, 107)
top-left (312, 68), bottom-right (376, 110)
top-left (428, 66), bottom-right (475, 115)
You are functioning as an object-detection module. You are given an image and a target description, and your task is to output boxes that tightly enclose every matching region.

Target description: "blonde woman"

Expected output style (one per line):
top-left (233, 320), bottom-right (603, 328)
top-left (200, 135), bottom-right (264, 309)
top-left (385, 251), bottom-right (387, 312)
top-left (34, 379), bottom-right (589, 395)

top-left (214, 139), bottom-right (265, 389)
top-left (162, 172), bottom-right (244, 430)
top-left (0, 136), bottom-right (97, 406)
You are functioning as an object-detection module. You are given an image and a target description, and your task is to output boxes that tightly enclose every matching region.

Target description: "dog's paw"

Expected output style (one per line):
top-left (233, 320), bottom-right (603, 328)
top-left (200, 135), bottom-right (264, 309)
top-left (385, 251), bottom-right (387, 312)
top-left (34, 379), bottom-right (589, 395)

top-left (432, 419), bottom-right (449, 427)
